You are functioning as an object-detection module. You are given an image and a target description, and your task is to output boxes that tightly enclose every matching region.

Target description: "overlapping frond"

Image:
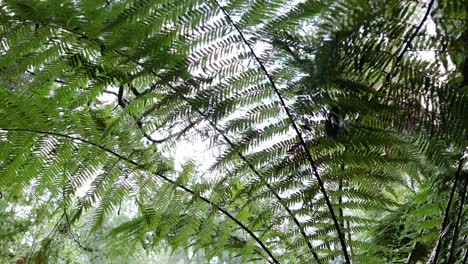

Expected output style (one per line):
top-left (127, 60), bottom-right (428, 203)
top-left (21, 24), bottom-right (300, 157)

top-left (0, 0), bottom-right (467, 263)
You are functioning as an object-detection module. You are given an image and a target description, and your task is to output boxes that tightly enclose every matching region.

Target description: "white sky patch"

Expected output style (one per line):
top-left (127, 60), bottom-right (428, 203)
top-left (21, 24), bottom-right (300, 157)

top-left (173, 138), bottom-right (216, 172)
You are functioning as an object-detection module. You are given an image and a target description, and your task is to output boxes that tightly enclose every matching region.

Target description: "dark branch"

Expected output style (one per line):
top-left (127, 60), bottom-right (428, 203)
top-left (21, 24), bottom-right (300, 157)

top-left (103, 90), bottom-right (119, 97)
top-left (117, 85), bottom-right (126, 107)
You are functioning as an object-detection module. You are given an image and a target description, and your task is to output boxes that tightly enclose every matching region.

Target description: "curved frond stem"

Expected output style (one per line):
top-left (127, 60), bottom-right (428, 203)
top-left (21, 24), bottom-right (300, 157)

top-left (432, 157), bottom-right (465, 264)
top-left (107, 89), bottom-right (187, 144)
top-left (0, 127), bottom-right (279, 264)
top-left (64, 209), bottom-right (95, 253)
top-left (346, 220), bottom-right (354, 258)
top-left (37, 19), bottom-right (316, 260)
top-left (463, 243), bottom-right (468, 264)
top-left (187, 98), bottom-right (320, 261)
top-left (448, 161), bottom-right (467, 263)
top-left (211, 1), bottom-right (350, 262)
top-left (116, 86), bottom-right (169, 144)
top-left (373, 0), bottom-right (435, 89)
top-left (395, 0), bottom-right (436, 64)
top-left (17, 20), bottom-right (306, 260)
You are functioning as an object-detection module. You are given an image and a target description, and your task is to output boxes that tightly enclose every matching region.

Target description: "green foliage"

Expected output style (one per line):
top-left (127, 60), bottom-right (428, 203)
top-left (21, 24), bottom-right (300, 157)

top-left (0, 0), bottom-right (467, 263)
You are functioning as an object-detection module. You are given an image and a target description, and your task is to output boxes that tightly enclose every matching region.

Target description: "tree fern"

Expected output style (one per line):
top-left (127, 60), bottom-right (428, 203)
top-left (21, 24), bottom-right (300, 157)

top-left (0, 0), bottom-right (467, 263)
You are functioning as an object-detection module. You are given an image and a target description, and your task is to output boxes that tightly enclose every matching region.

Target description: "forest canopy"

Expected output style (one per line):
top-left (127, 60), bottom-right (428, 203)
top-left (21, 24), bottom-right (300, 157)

top-left (0, 0), bottom-right (466, 263)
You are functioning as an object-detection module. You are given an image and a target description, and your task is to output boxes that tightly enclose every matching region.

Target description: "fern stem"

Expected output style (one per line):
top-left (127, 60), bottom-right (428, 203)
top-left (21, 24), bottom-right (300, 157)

top-left (0, 127), bottom-right (279, 263)
top-left (346, 220), bottom-right (353, 258)
top-left (124, 86), bottom-right (301, 261)
top-left (448, 162), bottom-right (467, 263)
top-left (197, 106), bottom-right (320, 261)
top-left (395, 0), bottom-right (436, 64)
top-left (463, 240), bottom-right (468, 264)
top-left (377, 0), bottom-right (435, 89)
top-left (29, 22), bottom-right (291, 261)
top-left (64, 209), bottom-right (95, 252)
top-left (108, 43), bottom-right (320, 259)
top-left (156, 85), bottom-right (321, 260)
top-left (212, 1), bottom-right (351, 262)
top-left (116, 85), bottom-right (169, 144)
top-left (432, 157), bottom-right (465, 264)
